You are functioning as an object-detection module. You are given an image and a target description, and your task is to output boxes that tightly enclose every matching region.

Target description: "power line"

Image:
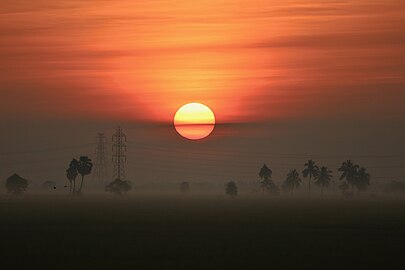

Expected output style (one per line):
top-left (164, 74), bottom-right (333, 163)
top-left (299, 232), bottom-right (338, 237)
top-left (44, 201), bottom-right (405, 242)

top-left (0, 143), bottom-right (94, 156)
top-left (126, 141), bottom-right (405, 159)
top-left (125, 161), bottom-right (405, 181)
top-left (1, 140), bottom-right (404, 160)
top-left (1, 142), bottom-right (404, 169)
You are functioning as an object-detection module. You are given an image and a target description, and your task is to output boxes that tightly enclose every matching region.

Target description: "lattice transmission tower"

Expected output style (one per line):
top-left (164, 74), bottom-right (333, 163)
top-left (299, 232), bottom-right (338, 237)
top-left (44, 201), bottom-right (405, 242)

top-left (93, 133), bottom-right (108, 183)
top-left (112, 126), bottom-right (127, 180)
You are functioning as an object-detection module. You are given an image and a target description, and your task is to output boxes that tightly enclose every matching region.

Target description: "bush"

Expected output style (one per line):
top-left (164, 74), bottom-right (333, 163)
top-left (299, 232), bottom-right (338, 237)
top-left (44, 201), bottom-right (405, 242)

top-left (6, 174), bottom-right (28, 195)
top-left (105, 179), bottom-right (131, 196)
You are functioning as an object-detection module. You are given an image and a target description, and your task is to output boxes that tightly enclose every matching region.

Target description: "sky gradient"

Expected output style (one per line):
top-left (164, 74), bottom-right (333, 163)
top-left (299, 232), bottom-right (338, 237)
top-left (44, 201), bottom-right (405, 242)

top-left (1, 0), bottom-right (404, 185)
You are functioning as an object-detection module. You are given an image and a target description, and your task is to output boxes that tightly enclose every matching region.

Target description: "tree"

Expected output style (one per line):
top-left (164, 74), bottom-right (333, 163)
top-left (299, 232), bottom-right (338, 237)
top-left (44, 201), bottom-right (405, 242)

top-left (259, 164), bottom-right (272, 191)
top-left (225, 181), bottom-right (238, 198)
top-left (314, 166), bottom-right (332, 194)
top-left (355, 167), bottom-right (370, 193)
top-left (339, 181), bottom-right (352, 198)
top-left (6, 174), bottom-right (28, 195)
top-left (66, 158), bottom-right (79, 195)
top-left (283, 169), bottom-right (302, 194)
top-left (105, 179), bottom-right (131, 196)
top-left (77, 156), bottom-right (93, 195)
top-left (258, 164), bottom-right (280, 195)
top-left (338, 160), bottom-right (359, 193)
top-left (302, 160), bottom-right (319, 195)
top-left (180, 182), bottom-right (190, 193)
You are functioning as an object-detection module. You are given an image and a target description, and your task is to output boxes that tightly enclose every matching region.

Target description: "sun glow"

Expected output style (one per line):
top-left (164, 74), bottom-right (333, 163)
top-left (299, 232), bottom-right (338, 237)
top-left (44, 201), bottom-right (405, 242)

top-left (174, 103), bottom-right (215, 140)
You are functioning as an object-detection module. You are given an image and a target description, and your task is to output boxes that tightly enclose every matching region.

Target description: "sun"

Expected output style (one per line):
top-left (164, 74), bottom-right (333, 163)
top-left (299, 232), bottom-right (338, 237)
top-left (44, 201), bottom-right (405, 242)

top-left (174, 103), bottom-right (215, 140)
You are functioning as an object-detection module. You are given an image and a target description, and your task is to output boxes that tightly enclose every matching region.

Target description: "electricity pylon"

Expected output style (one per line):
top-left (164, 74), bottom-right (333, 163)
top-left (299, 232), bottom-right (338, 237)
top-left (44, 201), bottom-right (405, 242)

top-left (93, 133), bottom-right (108, 183)
top-left (112, 126), bottom-right (127, 180)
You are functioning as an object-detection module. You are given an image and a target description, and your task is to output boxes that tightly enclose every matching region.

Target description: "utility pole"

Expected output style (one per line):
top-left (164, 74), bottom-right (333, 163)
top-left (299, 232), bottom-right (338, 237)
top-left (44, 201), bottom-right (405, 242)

top-left (94, 133), bottom-right (108, 183)
top-left (112, 126), bottom-right (127, 180)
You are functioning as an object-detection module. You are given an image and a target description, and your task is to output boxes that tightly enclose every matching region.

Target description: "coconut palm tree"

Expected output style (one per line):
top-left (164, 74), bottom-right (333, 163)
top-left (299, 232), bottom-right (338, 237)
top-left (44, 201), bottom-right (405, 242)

top-left (259, 164), bottom-right (272, 193)
top-left (339, 181), bottom-right (351, 198)
top-left (283, 169), bottom-right (302, 194)
top-left (338, 160), bottom-right (359, 193)
top-left (302, 160), bottom-right (319, 195)
top-left (77, 156), bottom-right (93, 194)
top-left (355, 167), bottom-right (370, 193)
top-left (314, 166), bottom-right (333, 194)
top-left (66, 158), bottom-right (78, 195)
top-left (225, 181), bottom-right (238, 198)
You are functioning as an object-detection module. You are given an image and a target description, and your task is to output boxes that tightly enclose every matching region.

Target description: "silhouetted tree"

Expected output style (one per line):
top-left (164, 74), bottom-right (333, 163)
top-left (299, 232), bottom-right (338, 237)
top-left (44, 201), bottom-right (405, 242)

top-left (225, 181), bottom-right (238, 198)
top-left (338, 160), bottom-right (359, 193)
top-left (355, 167), bottom-right (370, 193)
top-left (302, 160), bottom-right (319, 195)
top-left (282, 169), bottom-right (301, 194)
top-left (259, 164), bottom-right (273, 192)
top-left (258, 164), bottom-right (280, 195)
top-left (339, 181), bottom-right (352, 198)
top-left (77, 156), bottom-right (93, 195)
top-left (314, 166), bottom-right (332, 194)
top-left (105, 178), bottom-right (131, 196)
top-left (259, 164), bottom-right (272, 192)
top-left (66, 158), bottom-right (79, 195)
top-left (6, 174), bottom-right (28, 195)
top-left (180, 182), bottom-right (190, 193)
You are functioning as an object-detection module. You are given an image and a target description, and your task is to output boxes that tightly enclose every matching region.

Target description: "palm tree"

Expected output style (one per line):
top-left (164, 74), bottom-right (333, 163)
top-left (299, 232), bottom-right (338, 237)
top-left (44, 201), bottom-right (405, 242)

top-left (77, 156), bottom-right (93, 194)
top-left (66, 159), bottom-right (78, 195)
top-left (283, 169), bottom-right (302, 194)
top-left (314, 166), bottom-right (332, 194)
top-left (338, 160), bottom-right (359, 193)
top-left (339, 181), bottom-right (351, 198)
top-left (259, 164), bottom-right (272, 193)
top-left (355, 167), bottom-right (370, 193)
top-left (302, 160), bottom-right (319, 195)
top-left (225, 181), bottom-right (238, 198)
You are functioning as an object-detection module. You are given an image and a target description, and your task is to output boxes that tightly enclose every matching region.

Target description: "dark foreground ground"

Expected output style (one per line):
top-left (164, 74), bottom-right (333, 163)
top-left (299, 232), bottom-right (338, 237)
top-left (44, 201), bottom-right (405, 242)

top-left (0, 193), bottom-right (404, 269)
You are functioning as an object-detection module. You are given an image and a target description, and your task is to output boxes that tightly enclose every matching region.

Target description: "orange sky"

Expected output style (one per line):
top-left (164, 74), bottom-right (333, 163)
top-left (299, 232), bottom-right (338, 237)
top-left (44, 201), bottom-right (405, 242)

top-left (1, 0), bottom-right (405, 183)
top-left (1, 0), bottom-right (404, 125)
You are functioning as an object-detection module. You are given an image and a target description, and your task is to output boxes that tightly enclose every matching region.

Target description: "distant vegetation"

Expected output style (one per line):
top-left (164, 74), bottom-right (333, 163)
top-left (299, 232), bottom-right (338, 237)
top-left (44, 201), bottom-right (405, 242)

top-left (66, 158), bottom-right (79, 195)
top-left (314, 166), bottom-right (333, 194)
top-left (180, 182), bottom-right (190, 193)
top-left (256, 159), bottom-right (370, 197)
top-left (338, 160), bottom-right (370, 195)
top-left (259, 164), bottom-right (280, 195)
top-left (282, 169), bottom-right (301, 194)
top-left (105, 179), bottom-right (131, 196)
top-left (65, 156), bottom-right (93, 196)
top-left (3, 155), bottom-right (377, 198)
top-left (225, 181), bottom-right (238, 197)
top-left (6, 174), bottom-right (28, 195)
top-left (302, 160), bottom-right (319, 194)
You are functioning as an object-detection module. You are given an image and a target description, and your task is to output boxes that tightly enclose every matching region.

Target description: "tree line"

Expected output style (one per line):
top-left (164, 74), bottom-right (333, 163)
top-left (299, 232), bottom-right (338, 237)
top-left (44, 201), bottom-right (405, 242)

top-left (225, 159), bottom-right (370, 197)
top-left (3, 158), bottom-right (370, 198)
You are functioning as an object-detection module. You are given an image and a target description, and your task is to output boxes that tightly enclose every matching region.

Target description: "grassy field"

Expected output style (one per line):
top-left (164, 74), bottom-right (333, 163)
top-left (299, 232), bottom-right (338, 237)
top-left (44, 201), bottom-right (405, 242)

top-left (0, 193), bottom-right (404, 269)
